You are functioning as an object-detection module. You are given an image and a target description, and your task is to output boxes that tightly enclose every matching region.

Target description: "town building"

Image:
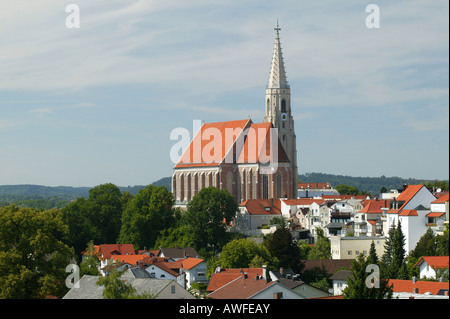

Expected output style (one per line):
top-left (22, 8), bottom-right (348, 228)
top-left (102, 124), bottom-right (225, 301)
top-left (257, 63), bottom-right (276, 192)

top-left (172, 23), bottom-right (298, 206)
top-left (330, 236), bottom-right (386, 260)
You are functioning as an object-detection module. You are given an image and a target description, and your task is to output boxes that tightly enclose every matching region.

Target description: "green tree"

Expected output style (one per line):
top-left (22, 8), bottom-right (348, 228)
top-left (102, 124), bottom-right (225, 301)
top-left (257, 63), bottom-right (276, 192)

top-left (86, 183), bottom-right (123, 244)
top-left (211, 238), bottom-right (278, 273)
top-left (80, 241), bottom-right (100, 277)
top-left (153, 225), bottom-right (196, 250)
top-left (367, 241), bottom-right (378, 266)
top-left (264, 227), bottom-right (303, 273)
top-left (62, 183), bottom-right (125, 256)
top-left (119, 185), bottom-right (175, 250)
top-left (410, 228), bottom-right (436, 258)
top-left (183, 187), bottom-right (237, 252)
top-left (96, 266), bottom-right (154, 299)
top-left (436, 224), bottom-right (449, 256)
top-left (335, 184), bottom-right (359, 195)
top-left (0, 205), bottom-right (74, 298)
top-left (391, 221), bottom-right (407, 279)
top-left (343, 253), bottom-right (392, 299)
top-left (381, 223), bottom-right (396, 276)
top-left (308, 228), bottom-right (331, 259)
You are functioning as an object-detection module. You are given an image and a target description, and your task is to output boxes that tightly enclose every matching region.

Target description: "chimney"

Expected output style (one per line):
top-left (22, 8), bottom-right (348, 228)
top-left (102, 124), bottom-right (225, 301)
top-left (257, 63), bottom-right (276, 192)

top-left (280, 267), bottom-right (284, 276)
top-left (412, 276), bottom-right (417, 283)
top-left (412, 288), bottom-right (419, 294)
top-left (262, 265), bottom-right (267, 280)
top-left (271, 198), bottom-right (274, 207)
top-left (403, 184), bottom-right (408, 191)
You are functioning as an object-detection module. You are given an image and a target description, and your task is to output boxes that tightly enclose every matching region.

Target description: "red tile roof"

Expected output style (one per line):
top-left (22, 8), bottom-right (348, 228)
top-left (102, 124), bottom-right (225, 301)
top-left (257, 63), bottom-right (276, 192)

top-left (298, 183), bottom-right (332, 189)
top-left (207, 273), bottom-right (243, 292)
top-left (389, 279), bottom-right (449, 295)
top-left (281, 198), bottom-right (326, 206)
top-left (398, 209), bottom-right (418, 216)
top-left (360, 199), bottom-right (390, 214)
top-left (175, 119), bottom-right (290, 169)
top-left (432, 194), bottom-right (449, 203)
top-left (181, 257), bottom-right (205, 270)
top-left (414, 256), bottom-right (449, 269)
top-left (239, 199), bottom-right (282, 215)
top-left (207, 275), bottom-right (276, 299)
top-left (236, 122), bottom-right (289, 164)
top-left (99, 244), bottom-right (135, 260)
top-left (175, 119), bottom-right (250, 168)
top-left (111, 254), bottom-right (150, 265)
top-left (426, 212), bottom-right (445, 217)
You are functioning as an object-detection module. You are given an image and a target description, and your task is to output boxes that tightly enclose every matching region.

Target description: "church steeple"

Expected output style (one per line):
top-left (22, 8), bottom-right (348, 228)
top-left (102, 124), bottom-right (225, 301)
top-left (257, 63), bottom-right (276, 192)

top-left (267, 21), bottom-right (289, 90)
top-left (264, 21), bottom-right (298, 198)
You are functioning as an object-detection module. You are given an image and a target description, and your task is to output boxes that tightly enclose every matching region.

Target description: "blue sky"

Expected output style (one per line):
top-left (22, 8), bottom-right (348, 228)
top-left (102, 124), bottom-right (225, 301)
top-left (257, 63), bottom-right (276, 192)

top-left (0, 0), bottom-right (448, 187)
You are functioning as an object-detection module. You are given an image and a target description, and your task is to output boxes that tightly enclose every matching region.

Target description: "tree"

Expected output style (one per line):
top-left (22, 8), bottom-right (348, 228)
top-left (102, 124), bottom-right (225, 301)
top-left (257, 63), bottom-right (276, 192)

top-left (80, 241), bottom-right (100, 277)
top-left (410, 228), bottom-right (436, 258)
top-left (391, 221), bottom-right (407, 279)
top-left (264, 227), bottom-right (303, 273)
top-left (211, 238), bottom-right (278, 273)
top-left (335, 184), bottom-right (359, 196)
top-left (85, 183), bottom-right (124, 244)
top-left (183, 187), bottom-right (237, 252)
top-left (382, 221), bottom-right (407, 279)
top-left (119, 185), bottom-right (175, 250)
top-left (0, 205), bottom-right (74, 298)
top-left (96, 266), bottom-right (155, 299)
top-left (367, 241), bottom-right (378, 266)
top-left (436, 224), bottom-right (449, 256)
top-left (381, 223), bottom-right (396, 276)
top-left (62, 183), bottom-right (125, 256)
top-left (308, 227), bottom-right (331, 260)
top-left (343, 253), bottom-right (392, 299)
top-left (153, 225), bottom-right (196, 250)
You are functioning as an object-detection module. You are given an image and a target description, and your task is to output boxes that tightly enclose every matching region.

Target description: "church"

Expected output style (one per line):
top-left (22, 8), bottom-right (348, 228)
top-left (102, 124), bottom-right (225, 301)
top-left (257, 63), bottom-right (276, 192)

top-left (172, 23), bottom-right (298, 205)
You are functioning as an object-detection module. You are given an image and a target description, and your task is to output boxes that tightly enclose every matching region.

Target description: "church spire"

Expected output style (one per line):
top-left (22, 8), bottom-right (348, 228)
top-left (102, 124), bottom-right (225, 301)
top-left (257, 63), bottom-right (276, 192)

top-left (267, 20), bottom-right (289, 89)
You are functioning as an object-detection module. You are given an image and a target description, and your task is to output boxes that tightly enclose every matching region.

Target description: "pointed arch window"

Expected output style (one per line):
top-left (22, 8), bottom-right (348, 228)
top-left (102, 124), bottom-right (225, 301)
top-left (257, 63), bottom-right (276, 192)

top-left (281, 99), bottom-right (287, 113)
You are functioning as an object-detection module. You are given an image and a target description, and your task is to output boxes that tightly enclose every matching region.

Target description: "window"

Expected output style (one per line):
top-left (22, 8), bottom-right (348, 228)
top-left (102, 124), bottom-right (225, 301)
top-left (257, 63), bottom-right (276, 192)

top-left (276, 174), bottom-right (282, 198)
top-left (262, 175), bottom-right (269, 199)
top-left (348, 251), bottom-right (352, 255)
top-left (281, 99), bottom-right (286, 112)
top-left (171, 285), bottom-right (176, 294)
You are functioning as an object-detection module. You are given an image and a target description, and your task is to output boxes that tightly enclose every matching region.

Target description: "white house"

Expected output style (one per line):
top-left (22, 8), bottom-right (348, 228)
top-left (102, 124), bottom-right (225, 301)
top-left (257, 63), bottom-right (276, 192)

top-left (414, 256), bottom-right (449, 280)
top-left (329, 270), bottom-right (352, 296)
top-left (385, 185), bottom-right (437, 253)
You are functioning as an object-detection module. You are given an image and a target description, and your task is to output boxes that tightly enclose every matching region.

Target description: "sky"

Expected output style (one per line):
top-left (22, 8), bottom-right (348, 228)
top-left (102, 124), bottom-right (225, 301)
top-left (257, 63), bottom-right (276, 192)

top-left (0, 0), bottom-right (448, 187)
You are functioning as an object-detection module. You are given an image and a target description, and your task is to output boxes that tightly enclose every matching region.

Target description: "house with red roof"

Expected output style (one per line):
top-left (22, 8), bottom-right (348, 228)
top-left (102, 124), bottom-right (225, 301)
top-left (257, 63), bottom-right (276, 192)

top-left (207, 274), bottom-right (304, 299)
top-left (389, 279), bottom-right (449, 299)
top-left (233, 199), bottom-right (282, 233)
top-left (429, 193), bottom-right (449, 234)
top-left (414, 256), bottom-right (449, 280)
top-left (352, 199), bottom-right (390, 237)
top-left (208, 267), bottom-right (267, 293)
top-left (97, 244), bottom-right (136, 276)
top-left (385, 185), bottom-right (437, 253)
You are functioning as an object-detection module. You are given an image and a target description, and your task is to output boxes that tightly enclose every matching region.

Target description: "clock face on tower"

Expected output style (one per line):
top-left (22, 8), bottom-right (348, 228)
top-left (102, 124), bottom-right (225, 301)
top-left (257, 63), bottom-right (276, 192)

top-left (281, 113), bottom-right (288, 121)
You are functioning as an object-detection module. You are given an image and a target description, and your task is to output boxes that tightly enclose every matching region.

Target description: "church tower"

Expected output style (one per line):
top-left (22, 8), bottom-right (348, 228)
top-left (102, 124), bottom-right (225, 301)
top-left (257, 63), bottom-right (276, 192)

top-left (264, 22), bottom-right (298, 198)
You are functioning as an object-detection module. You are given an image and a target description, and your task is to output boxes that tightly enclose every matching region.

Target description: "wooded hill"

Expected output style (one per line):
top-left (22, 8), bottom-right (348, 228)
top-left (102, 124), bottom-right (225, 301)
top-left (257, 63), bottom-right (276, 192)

top-left (1, 172), bottom-right (446, 208)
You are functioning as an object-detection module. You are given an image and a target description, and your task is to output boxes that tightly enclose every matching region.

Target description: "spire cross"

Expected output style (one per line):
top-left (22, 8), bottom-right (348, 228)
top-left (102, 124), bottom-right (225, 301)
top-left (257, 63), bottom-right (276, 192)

top-left (274, 19), bottom-right (281, 37)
